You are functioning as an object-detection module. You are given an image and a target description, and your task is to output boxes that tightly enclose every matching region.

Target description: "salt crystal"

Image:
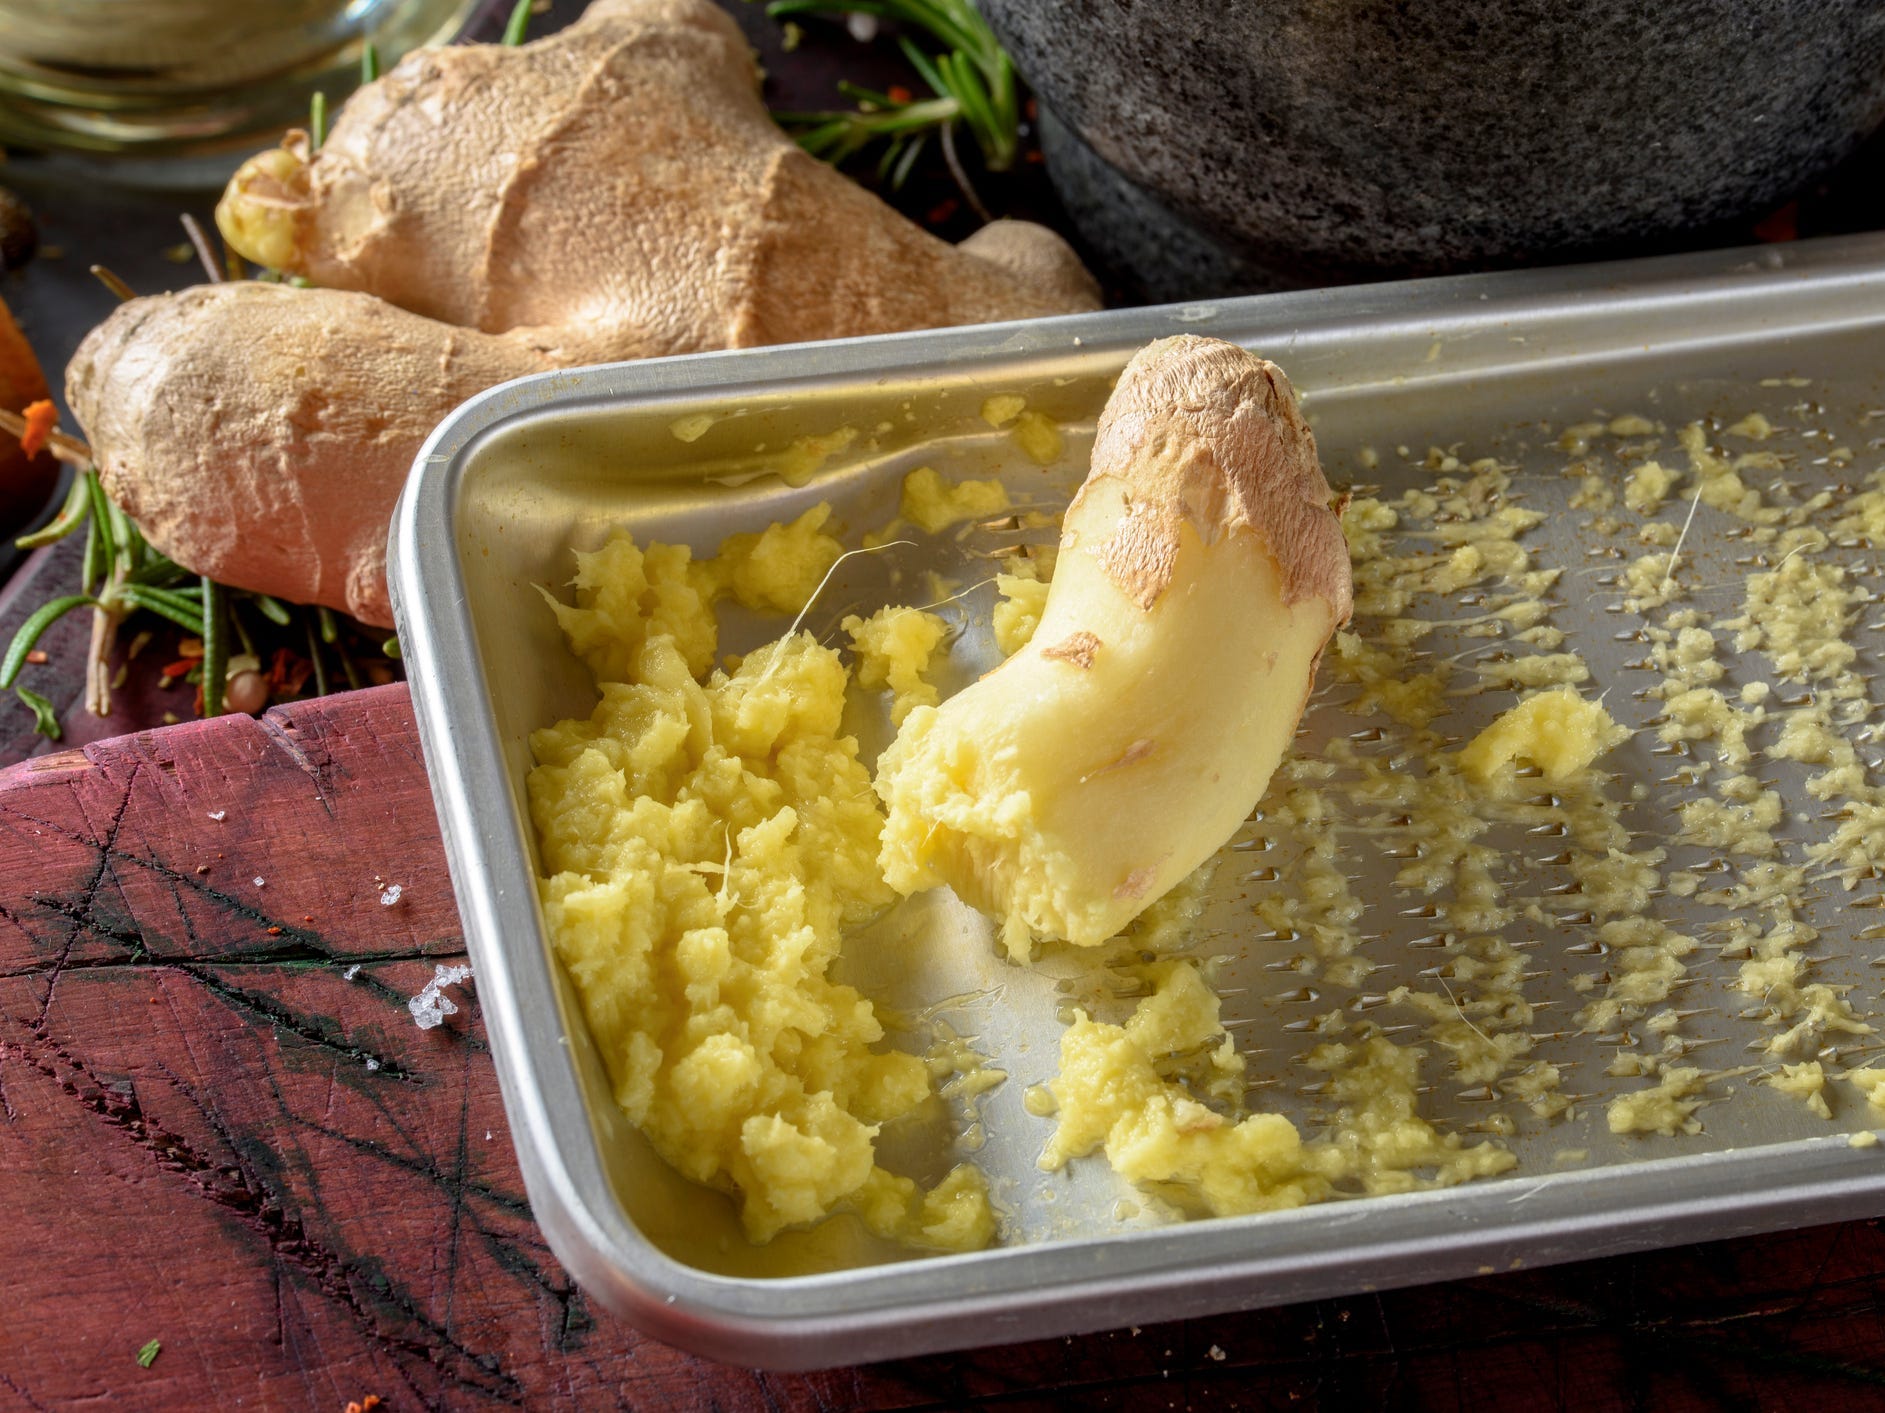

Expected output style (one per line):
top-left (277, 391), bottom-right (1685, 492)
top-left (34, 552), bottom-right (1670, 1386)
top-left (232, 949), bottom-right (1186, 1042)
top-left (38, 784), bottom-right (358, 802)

top-left (253, 877), bottom-right (265, 887)
top-left (844, 11), bottom-right (877, 41)
top-left (408, 962), bottom-right (473, 1030)
top-left (365, 1057), bottom-right (380, 1072)
top-left (380, 883), bottom-right (403, 907)
top-left (1208, 1345), bottom-right (1226, 1362)
top-left (343, 964), bottom-right (361, 981)
top-left (207, 810), bottom-right (226, 822)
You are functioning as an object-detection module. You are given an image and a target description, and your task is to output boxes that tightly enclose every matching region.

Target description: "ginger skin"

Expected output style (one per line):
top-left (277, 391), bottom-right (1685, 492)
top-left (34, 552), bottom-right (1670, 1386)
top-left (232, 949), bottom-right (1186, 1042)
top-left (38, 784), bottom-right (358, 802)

top-left (67, 0), bottom-right (1099, 626)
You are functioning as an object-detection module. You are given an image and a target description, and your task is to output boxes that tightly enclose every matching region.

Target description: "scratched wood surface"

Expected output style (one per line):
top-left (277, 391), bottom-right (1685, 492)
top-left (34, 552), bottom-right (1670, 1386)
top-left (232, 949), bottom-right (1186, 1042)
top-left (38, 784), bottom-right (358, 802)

top-left (5, 686), bottom-right (1885, 1411)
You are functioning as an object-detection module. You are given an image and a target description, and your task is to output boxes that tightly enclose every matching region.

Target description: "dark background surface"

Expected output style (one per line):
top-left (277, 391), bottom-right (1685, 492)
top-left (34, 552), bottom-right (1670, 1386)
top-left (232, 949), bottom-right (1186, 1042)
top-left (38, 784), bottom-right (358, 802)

top-left (6, 2), bottom-right (1885, 1409)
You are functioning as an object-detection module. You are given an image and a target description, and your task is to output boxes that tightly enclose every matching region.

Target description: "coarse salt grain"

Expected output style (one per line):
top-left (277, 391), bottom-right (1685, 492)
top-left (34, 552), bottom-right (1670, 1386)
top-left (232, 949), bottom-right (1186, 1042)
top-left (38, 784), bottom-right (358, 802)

top-left (207, 810), bottom-right (226, 821)
top-left (409, 962), bottom-right (473, 1030)
top-left (365, 1057), bottom-right (379, 1072)
top-left (380, 883), bottom-right (403, 907)
top-left (253, 877), bottom-right (265, 887)
top-left (343, 964), bottom-right (361, 981)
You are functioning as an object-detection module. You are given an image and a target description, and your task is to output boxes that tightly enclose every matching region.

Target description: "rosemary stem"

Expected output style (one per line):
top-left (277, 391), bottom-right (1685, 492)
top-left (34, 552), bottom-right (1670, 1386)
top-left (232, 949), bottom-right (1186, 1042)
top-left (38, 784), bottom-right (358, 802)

top-left (84, 589), bottom-right (124, 718)
top-left (89, 265), bottom-right (136, 303)
top-left (939, 119), bottom-right (990, 220)
top-left (229, 599), bottom-right (257, 659)
top-left (179, 214), bottom-right (226, 286)
top-left (335, 636), bottom-right (363, 691)
top-left (304, 617), bottom-right (331, 698)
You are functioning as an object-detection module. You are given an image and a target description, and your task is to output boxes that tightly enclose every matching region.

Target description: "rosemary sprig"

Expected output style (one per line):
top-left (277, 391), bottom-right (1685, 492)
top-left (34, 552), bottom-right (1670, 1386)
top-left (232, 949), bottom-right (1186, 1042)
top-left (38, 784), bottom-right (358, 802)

top-left (766, 0), bottom-right (1020, 209)
top-left (4, 461), bottom-right (400, 738)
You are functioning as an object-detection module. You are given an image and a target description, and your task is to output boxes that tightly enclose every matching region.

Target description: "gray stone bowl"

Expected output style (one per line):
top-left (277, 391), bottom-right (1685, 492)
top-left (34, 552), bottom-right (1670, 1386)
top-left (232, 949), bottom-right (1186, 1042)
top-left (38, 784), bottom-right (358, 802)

top-left (983, 0), bottom-right (1885, 300)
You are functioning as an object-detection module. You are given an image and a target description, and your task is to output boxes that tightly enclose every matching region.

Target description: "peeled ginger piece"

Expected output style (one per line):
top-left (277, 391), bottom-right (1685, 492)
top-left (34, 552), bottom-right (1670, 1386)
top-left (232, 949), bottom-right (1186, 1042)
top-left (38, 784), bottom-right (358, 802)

top-left (874, 335), bottom-right (1352, 958)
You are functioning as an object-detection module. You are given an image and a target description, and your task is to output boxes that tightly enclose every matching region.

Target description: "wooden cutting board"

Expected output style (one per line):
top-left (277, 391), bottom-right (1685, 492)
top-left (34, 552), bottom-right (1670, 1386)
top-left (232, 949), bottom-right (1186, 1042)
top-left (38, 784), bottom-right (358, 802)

top-left (6, 687), bottom-right (1885, 1409)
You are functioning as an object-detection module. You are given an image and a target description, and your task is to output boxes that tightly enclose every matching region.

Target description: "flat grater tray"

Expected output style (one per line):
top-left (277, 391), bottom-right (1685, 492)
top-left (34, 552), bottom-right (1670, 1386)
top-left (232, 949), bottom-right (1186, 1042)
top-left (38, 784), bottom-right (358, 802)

top-left (391, 233), bottom-right (1885, 1368)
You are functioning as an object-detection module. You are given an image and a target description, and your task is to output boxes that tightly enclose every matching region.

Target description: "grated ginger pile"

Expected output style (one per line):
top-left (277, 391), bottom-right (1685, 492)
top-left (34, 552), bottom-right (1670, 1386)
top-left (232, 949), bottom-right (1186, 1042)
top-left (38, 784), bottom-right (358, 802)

top-left (528, 514), bottom-right (992, 1249)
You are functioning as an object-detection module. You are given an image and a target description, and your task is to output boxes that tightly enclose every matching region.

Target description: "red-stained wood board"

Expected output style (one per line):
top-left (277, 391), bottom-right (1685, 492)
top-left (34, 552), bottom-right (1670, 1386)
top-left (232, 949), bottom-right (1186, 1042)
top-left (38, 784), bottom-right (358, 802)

top-left (7, 687), bottom-right (1885, 1411)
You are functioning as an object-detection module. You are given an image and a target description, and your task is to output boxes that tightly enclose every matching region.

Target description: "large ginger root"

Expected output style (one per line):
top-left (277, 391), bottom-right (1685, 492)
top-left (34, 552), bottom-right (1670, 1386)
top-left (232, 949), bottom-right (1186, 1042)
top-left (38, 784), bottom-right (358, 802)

top-left (874, 336), bottom-right (1352, 959)
top-left (67, 0), bottom-right (1098, 626)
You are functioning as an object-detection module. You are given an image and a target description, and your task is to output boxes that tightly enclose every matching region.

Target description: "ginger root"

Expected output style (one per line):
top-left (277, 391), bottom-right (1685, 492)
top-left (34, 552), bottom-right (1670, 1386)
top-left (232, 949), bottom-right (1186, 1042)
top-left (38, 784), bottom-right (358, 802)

top-left (874, 336), bottom-right (1352, 958)
top-left (66, 0), bottom-right (1098, 626)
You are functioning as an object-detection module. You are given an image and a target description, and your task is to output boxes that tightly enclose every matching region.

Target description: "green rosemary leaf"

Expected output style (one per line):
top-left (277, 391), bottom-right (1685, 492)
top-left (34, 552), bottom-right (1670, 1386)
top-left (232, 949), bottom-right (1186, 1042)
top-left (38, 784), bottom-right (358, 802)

top-left (896, 35), bottom-right (949, 99)
top-left (135, 1339), bottom-right (160, 1369)
top-left (81, 471), bottom-right (114, 565)
top-left (116, 584), bottom-right (205, 637)
top-left (80, 517), bottom-right (102, 596)
top-left (502, 0), bottom-right (532, 46)
top-left (249, 593), bottom-right (292, 627)
top-left (1, 595), bottom-right (95, 689)
top-left (15, 685), bottom-right (60, 740)
top-left (15, 471), bottom-right (92, 550)
top-left (888, 128), bottom-right (928, 188)
top-left (200, 578), bottom-right (228, 719)
top-left (127, 551), bottom-right (189, 588)
top-left (361, 41), bottom-right (382, 84)
top-left (310, 90), bottom-right (328, 151)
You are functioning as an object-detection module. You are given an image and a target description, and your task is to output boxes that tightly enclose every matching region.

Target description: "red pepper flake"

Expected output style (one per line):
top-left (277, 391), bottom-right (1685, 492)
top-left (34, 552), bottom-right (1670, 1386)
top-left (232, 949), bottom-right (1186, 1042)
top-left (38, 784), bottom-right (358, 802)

top-left (266, 926), bottom-right (283, 936)
top-left (18, 399), bottom-right (56, 458)
top-left (926, 197), bottom-right (959, 226)
top-left (160, 659), bottom-right (195, 680)
top-left (1024, 97), bottom-right (1038, 122)
top-left (24, 649), bottom-right (47, 665)
top-left (266, 646), bottom-right (313, 698)
top-left (304, 915), bottom-right (315, 923)
top-left (886, 83), bottom-right (912, 104)
top-left (345, 1397), bottom-right (382, 1413)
